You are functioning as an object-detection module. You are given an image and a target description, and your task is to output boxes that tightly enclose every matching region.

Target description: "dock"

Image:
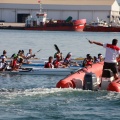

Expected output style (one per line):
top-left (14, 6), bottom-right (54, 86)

top-left (0, 23), bottom-right (25, 30)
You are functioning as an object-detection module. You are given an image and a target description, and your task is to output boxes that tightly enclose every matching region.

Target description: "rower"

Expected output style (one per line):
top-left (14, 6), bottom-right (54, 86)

top-left (82, 54), bottom-right (90, 67)
top-left (53, 54), bottom-right (66, 68)
top-left (0, 56), bottom-right (8, 71)
top-left (97, 53), bottom-right (104, 62)
top-left (25, 49), bottom-right (36, 64)
top-left (63, 52), bottom-right (79, 67)
top-left (26, 49), bottom-right (35, 59)
top-left (44, 56), bottom-right (54, 68)
top-left (10, 54), bottom-right (20, 71)
top-left (63, 52), bottom-right (72, 67)
top-left (85, 55), bottom-right (93, 66)
top-left (0, 50), bottom-right (7, 59)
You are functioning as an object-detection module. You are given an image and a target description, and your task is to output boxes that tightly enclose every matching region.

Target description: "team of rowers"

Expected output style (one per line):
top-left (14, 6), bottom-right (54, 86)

top-left (0, 48), bottom-right (104, 71)
top-left (44, 51), bottom-right (104, 68)
top-left (0, 49), bottom-right (35, 71)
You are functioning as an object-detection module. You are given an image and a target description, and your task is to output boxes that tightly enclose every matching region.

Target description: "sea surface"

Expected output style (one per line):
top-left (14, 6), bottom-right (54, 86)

top-left (0, 30), bottom-right (120, 120)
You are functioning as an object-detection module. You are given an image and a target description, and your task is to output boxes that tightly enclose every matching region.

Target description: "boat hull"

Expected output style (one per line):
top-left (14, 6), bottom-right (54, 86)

top-left (1, 68), bottom-right (78, 76)
top-left (56, 62), bottom-right (120, 92)
top-left (56, 62), bottom-right (103, 88)
top-left (25, 19), bottom-right (86, 31)
top-left (84, 26), bottom-right (120, 32)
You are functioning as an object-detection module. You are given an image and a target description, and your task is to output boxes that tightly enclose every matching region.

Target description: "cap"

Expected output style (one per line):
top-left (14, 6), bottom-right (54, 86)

top-left (98, 53), bottom-right (102, 57)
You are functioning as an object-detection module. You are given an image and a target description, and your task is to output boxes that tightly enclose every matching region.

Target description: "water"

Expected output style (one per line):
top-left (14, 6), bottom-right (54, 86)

top-left (0, 30), bottom-right (120, 120)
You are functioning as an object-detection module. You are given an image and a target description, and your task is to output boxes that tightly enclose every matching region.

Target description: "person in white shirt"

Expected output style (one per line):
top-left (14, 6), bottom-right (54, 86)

top-left (0, 56), bottom-right (7, 71)
top-left (97, 53), bottom-right (104, 62)
top-left (88, 39), bottom-right (120, 80)
top-left (26, 49), bottom-right (35, 59)
top-left (26, 49), bottom-right (35, 64)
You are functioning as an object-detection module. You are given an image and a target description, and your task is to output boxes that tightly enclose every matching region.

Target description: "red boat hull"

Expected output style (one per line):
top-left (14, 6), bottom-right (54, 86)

top-left (84, 26), bottom-right (120, 32)
top-left (25, 19), bottom-right (86, 31)
top-left (56, 62), bottom-right (120, 92)
top-left (56, 62), bottom-right (104, 88)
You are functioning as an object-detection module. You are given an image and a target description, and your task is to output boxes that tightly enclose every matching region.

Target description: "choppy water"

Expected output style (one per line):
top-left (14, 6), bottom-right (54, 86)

top-left (0, 30), bottom-right (120, 120)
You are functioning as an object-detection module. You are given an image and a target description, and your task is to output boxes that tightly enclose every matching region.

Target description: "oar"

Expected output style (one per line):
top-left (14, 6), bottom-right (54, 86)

top-left (26, 49), bottom-right (42, 60)
top-left (86, 38), bottom-right (91, 41)
top-left (34, 49), bottom-right (42, 54)
top-left (54, 44), bottom-right (60, 53)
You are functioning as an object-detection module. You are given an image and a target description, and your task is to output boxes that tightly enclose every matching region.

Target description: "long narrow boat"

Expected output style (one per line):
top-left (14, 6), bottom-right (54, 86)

top-left (22, 58), bottom-right (84, 67)
top-left (0, 67), bottom-right (80, 76)
top-left (22, 62), bottom-right (82, 70)
top-left (56, 62), bottom-right (120, 92)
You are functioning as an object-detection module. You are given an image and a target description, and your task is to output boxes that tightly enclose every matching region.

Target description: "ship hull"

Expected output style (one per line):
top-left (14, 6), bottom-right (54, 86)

top-left (84, 26), bottom-right (120, 32)
top-left (25, 19), bottom-right (86, 31)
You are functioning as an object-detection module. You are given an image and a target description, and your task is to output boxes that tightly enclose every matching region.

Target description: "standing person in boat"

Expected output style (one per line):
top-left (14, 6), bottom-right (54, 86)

top-left (88, 39), bottom-right (120, 80)
top-left (44, 56), bottom-right (54, 68)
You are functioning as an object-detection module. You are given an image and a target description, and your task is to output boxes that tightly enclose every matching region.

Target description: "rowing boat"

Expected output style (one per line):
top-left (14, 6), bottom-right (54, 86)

top-left (22, 62), bottom-right (82, 69)
top-left (6, 57), bottom-right (84, 65)
top-left (0, 67), bottom-right (81, 76)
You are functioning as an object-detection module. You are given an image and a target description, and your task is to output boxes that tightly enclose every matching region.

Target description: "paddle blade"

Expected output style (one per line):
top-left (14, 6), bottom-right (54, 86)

top-left (37, 49), bottom-right (41, 52)
top-left (54, 44), bottom-right (60, 53)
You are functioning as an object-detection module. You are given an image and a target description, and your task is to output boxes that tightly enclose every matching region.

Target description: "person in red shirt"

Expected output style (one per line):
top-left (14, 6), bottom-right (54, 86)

top-left (44, 56), bottom-right (54, 68)
top-left (89, 39), bottom-right (120, 80)
top-left (10, 54), bottom-right (20, 71)
top-left (85, 56), bottom-right (93, 66)
top-left (53, 55), bottom-right (65, 68)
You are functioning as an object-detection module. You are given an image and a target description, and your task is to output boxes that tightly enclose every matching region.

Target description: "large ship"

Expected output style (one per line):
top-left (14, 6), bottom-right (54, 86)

top-left (84, 18), bottom-right (120, 32)
top-left (24, 2), bottom-right (86, 31)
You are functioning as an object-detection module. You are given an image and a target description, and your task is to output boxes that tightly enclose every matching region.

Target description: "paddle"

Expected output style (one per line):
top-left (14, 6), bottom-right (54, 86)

top-left (26, 49), bottom-right (42, 60)
top-left (54, 44), bottom-right (60, 53)
top-left (86, 38), bottom-right (90, 40)
top-left (54, 44), bottom-right (61, 58)
top-left (34, 49), bottom-right (42, 55)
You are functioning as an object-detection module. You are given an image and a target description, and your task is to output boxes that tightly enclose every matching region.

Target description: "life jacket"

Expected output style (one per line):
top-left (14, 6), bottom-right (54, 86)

top-left (86, 60), bottom-right (93, 66)
top-left (10, 59), bottom-right (17, 68)
top-left (44, 62), bottom-right (53, 68)
top-left (53, 60), bottom-right (60, 68)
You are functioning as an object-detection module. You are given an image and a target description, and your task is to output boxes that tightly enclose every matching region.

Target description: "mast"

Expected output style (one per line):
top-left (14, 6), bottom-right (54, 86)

top-left (38, 0), bottom-right (42, 13)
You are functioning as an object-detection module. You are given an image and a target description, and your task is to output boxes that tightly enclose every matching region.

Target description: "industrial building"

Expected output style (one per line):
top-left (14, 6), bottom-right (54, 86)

top-left (0, 0), bottom-right (120, 24)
